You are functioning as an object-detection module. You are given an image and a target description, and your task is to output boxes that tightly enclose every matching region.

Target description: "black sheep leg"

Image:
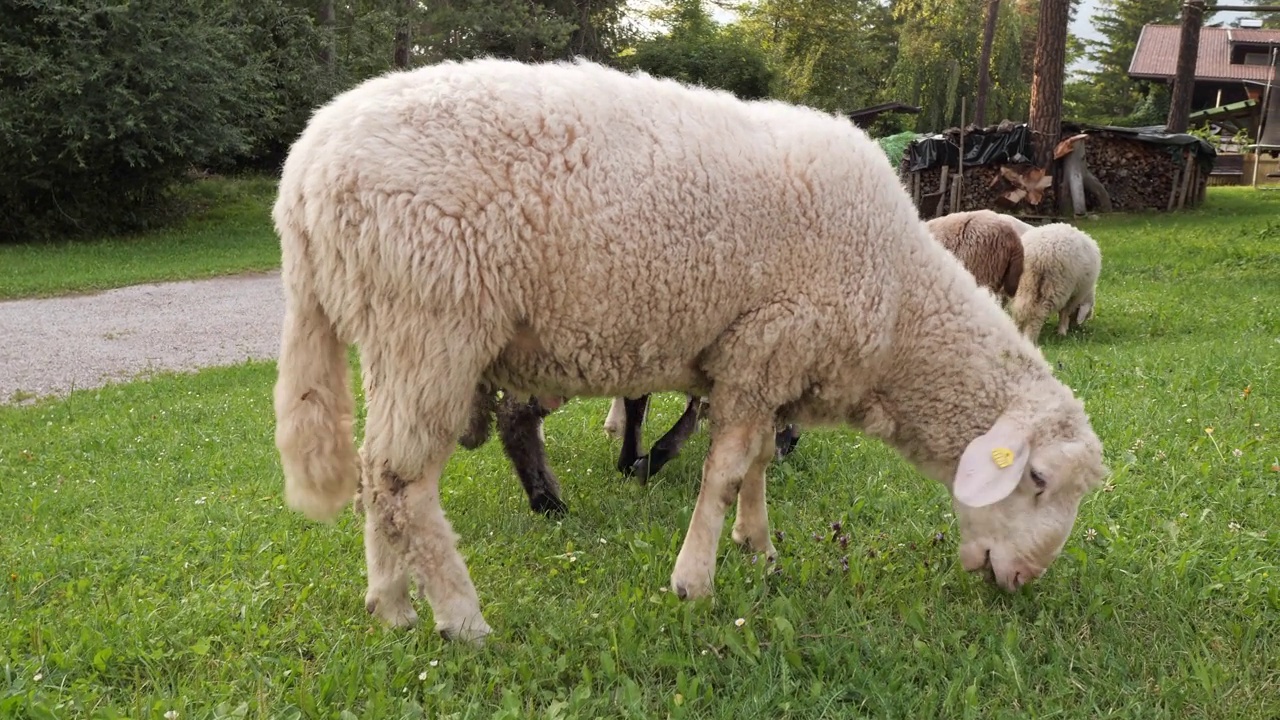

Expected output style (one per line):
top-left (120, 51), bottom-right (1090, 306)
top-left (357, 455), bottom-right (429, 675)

top-left (773, 423), bottom-right (801, 459)
top-left (616, 395), bottom-right (651, 476)
top-left (630, 395), bottom-right (705, 483)
top-left (495, 395), bottom-right (568, 516)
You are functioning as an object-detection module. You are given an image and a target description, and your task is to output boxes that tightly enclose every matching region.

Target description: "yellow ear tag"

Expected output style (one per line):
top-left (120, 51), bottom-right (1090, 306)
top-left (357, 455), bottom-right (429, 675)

top-left (991, 447), bottom-right (1015, 469)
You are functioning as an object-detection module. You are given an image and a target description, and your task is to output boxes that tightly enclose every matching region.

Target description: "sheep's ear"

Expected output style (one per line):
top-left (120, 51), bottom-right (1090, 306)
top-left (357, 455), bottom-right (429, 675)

top-left (953, 418), bottom-right (1030, 507)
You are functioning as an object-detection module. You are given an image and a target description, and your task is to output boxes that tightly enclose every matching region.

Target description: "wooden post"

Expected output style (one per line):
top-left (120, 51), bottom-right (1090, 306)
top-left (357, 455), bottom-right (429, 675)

top-left (1166, 0), bottom-right (1206, 134)
top-left (933, 166), bottom-right (950, 217)
top-left (1178, 150), bottom-right (1195, 208)
top-left (1168, 161), bottom-right (1183, 211)
top-left (1064, 142), bottom-right (1087, 215)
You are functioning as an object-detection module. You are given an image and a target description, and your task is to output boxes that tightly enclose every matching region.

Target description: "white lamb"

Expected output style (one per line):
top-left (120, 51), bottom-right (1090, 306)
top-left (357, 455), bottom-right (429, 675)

top-left (271, 58), bottom-right (1108, 643)
top-left (1009, 223), bottom-right (1102, 340)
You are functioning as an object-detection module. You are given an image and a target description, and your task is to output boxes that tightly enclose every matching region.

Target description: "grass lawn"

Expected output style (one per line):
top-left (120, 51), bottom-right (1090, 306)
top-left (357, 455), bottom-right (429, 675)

top-left (0, 176), bottom-right (280, 301)
top-left (2, 188), bottom-right (1278, 718)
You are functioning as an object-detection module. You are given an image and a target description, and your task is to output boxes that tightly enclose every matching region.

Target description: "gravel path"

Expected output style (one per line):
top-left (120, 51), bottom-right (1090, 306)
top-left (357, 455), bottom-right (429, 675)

top-left (0, 272), bottom-right (284, 405)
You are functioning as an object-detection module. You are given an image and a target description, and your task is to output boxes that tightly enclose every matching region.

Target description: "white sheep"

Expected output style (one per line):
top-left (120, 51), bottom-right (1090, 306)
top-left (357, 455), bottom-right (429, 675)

top-left (271, 58), bottom-right (1107, 643)
top-left (1009, 223), bottom-right (1102, 340)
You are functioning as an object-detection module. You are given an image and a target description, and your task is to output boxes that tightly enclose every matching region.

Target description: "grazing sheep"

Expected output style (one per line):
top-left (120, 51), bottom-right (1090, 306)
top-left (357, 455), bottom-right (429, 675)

top-left (272, 58), bottom-right (1107, 643)
top-left (1009, 223), bottom-right (1102, 340)
top-left (926, 210), bottom-right (1026, 300)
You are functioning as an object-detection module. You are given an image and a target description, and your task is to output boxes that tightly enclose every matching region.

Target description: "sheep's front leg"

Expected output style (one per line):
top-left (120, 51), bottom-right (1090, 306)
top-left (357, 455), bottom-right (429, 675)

top-left (602, 397), bottom-right (627, 439)
top-left (616, 395), bottom-right (650, 476)
top-left (670, 418), bottom-right (774, 600)
top-left (631, 394), bottom-right (703, 482)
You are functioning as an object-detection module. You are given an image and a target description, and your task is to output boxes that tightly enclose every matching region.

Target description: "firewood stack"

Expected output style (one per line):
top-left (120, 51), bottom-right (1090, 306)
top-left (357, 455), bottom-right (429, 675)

top-left (906, 162), bottom-right (1058, 219)
top-left (1082, 136), bottom-right (1208, 212)
top-left (900, 120), bottom-right (1212, 218)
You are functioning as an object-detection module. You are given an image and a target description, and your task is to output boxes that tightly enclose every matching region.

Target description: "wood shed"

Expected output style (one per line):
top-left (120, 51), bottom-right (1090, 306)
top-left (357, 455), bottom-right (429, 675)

top-left (897, 120), bottom-right (1218, 220)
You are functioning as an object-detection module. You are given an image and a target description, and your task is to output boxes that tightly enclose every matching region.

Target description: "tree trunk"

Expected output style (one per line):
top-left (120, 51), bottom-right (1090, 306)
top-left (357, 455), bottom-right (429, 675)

top-left (318, 0), bottom-right (335, 68)
top-left (1166, 0), bottom-right (1206, 133)
top-left (1029, 0), bottom-right (1070, 171)
top-left (394, 0), bottom-right (413, 69)
top-left (974, 0), bottom-right (1001, 127)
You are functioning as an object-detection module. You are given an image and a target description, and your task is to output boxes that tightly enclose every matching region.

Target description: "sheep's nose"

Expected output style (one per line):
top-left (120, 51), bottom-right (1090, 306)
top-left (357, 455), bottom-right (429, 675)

top-left (1001, 564), bottom-right (1045, 592)
top-left (959, 544), bottom-right (991, 572)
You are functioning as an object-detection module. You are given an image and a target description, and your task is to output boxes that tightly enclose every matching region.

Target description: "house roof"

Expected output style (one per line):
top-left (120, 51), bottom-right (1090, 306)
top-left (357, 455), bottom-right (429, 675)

top-left (1129, 25), bottom-right (1280, 83)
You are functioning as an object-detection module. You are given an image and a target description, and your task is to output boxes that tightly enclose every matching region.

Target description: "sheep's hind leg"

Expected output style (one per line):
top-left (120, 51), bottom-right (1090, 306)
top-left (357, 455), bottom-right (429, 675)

top-left (496, 395), bottom-right (567, 516)
top-left (730, 428), bottom-right (778, 561)
top-left (359, 353), bottom-right (492, 643)
top-left (670, 416), bottom-right (775, 600)
top-left (1057, 307), bottom-right (1073, 336)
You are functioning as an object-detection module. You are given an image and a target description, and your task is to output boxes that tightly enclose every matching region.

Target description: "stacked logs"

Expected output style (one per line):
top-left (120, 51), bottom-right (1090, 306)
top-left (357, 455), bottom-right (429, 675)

top-left (901, 127), bottom-right (1210, 218)
top-left (904, 161), bottom-right (1056, 219)
top-left (1081, 136), bottom-right (1208, 212)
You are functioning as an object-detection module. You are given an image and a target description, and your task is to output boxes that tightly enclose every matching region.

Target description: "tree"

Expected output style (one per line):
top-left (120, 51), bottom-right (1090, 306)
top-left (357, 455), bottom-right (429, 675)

top-left (394, 0), bottom-right (413, 68)
top-left (1029, 0), bottom-right (1071, 167)
top-left (975, 0), bottom-right (1002, 126)
top-left (1242, 0), bottom-right (1280, 28)
top-left (1079, 0), bottom-right (1182, 120)
top-left (1166, 0), bottom-right (1206, 132)
top-left (736, 0), bottom-right (900, 115)
top-left (0, 0), bottom-right (270, 241)
top-left (419, 0), bottom-right (625, 64)
top-left (622, 0), bottom-right (775, 100)
top-left (888, 0), bottom-right (1037, 131)
top-left (319, 0), bottom-right (335, 67)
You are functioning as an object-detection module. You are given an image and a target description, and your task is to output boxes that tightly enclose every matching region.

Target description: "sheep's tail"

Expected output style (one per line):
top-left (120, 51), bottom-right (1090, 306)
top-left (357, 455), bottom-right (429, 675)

top-left (273, 245), bottom-right (360, 523)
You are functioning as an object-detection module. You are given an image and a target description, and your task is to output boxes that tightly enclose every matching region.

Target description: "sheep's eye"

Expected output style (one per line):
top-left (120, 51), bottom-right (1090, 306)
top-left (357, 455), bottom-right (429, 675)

top-left (1030, 468), bottom-right (1047, 496)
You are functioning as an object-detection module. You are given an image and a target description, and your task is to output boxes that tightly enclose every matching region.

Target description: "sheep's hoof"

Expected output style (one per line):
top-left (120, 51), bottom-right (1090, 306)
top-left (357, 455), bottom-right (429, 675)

top-left (530, 492), bottom-right (568, 517)
top-left (731, 526), bottom-right (778, 563)
top-left (602, 420), bottom-right (624, 440)
top-left (365, 594), bottom-right (418, 629)
top-left (630, 456), bottom-right (652, 485)
top-left (670, 557), bottom-right (715, 600)
top-left (437, 618), bottom-right (492, 646)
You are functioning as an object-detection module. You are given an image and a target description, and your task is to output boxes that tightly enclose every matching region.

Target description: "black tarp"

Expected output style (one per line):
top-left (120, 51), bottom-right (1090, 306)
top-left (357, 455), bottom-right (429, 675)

top-left (905, 124), bottom-right (1036, 172)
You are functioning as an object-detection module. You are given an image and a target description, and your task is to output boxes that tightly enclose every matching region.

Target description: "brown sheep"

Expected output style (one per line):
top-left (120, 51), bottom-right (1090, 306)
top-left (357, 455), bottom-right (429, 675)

top-left (926, 210), bottom-right (1027, 300)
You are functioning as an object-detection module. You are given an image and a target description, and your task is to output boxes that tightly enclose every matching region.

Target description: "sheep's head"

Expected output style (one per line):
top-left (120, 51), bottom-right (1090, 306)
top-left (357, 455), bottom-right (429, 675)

top-left (949, 400), bottom-right (1106, 592)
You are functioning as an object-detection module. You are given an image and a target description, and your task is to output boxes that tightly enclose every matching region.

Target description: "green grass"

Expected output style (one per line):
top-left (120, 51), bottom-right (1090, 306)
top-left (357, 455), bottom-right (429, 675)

top-left (0, 176), bottom-right (281, 300)
top-left (2, 188), bottom-right (1278, 718)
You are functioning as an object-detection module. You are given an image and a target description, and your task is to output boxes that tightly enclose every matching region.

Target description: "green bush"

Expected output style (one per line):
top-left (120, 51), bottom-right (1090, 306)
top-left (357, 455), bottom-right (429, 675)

top-left (621, 0), bottom-right (774, 100)
top-left (201, 2), bottom-right (344, 174)
top-left (0, 0), bottom-right (312, 242)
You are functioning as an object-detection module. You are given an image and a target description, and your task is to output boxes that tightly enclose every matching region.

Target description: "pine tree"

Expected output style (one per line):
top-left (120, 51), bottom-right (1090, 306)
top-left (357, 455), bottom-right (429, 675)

top-left (1082, 0), bottom-right (1182, 119)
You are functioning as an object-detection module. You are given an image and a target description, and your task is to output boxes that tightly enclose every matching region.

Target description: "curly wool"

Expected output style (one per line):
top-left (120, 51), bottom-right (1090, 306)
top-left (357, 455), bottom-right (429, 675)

top-left (1009, 222), bottom-right (1102, 340)
top-left (926, 209), bottom-right (1026, 299)
top-left (271, 58), bottom-right (1106, 638)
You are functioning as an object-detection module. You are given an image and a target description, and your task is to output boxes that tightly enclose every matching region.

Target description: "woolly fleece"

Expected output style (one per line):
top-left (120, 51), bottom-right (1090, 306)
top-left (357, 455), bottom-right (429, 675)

top-left (271, 58), bottom-right (1107, 641)
top-left (926, 209), bottom-right (1026, 299)
top-left (1010, 222), bottom-right (1102, 340)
